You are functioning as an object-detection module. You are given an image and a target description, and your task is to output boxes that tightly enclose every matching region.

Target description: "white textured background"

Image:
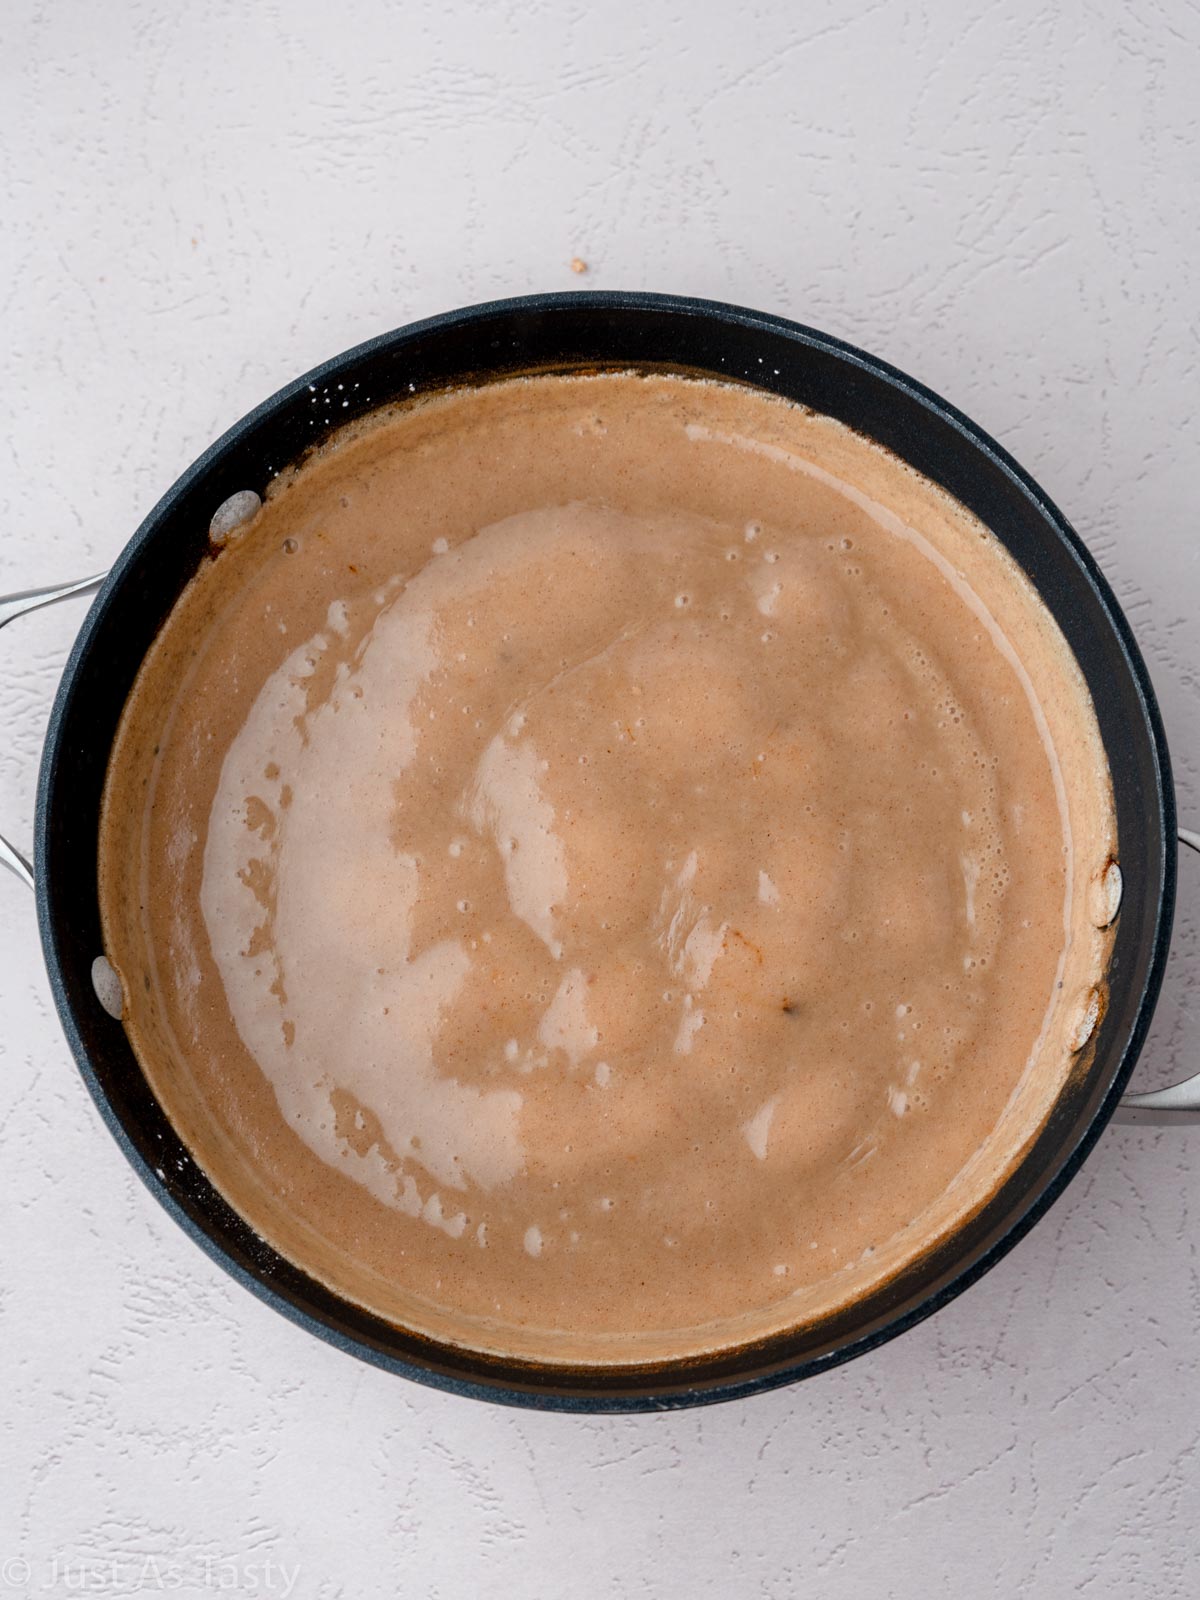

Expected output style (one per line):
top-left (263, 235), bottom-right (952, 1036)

top-left (3, 2), bottom-right (1199, 1594)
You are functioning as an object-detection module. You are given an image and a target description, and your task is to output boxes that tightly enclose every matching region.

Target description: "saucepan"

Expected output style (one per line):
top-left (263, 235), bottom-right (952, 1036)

top-left (2, 292), bottom-right (1195, 1411)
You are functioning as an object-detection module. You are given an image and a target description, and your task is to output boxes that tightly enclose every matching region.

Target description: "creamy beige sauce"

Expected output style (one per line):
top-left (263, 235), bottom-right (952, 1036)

top-left (98, 372), bottom-right (1116, 1365)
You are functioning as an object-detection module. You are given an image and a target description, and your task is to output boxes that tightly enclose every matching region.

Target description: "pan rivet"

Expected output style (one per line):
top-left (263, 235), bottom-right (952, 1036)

top-left (1090, 859), bottom-right (1123, 929)
top-left (1069, 986), bottom-right (1102, 1052)
top-left (209, 490), bottom-right (262, 544)
top-left (91, 955), bottom-right (125, 1020)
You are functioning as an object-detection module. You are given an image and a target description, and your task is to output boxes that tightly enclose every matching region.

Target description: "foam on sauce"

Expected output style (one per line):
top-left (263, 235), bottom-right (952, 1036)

top-left (98, 372), bottom-right (1116, 1365)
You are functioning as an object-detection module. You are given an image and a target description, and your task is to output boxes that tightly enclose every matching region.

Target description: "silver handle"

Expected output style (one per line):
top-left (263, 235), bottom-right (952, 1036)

top-left (0, 572), bottom-right (107, 632)
top-left (0, 832), bottom-right (33, 891)
top-left (1114, 829), bottom-right (1200, 1124)
top-left (0, 571), bottom-right (107, 891)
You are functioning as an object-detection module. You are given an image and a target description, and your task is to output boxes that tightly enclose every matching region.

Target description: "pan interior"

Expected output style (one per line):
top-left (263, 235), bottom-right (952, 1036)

top-left (95, 364), bottom-right (1117, 1369)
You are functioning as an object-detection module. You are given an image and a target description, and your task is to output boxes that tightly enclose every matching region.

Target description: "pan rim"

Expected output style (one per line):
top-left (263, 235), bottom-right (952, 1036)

top-left (33, 290), bottom-right (1176, 1410)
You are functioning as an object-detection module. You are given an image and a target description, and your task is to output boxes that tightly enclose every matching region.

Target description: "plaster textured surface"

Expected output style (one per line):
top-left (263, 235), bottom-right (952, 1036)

top-left (2, 3), bottom-right (1198, 1594)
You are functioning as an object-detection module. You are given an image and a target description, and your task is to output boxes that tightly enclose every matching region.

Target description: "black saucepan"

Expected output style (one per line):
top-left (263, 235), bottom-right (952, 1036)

top-left (1, 292), bottom-right (1190, 1411)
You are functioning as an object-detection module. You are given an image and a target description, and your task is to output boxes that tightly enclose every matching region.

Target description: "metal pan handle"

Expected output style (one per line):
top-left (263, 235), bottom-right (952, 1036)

top-left (0, 573), bottom-right (107, 890)
top-left (1114, 828), bottom-right (1200, 1124)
